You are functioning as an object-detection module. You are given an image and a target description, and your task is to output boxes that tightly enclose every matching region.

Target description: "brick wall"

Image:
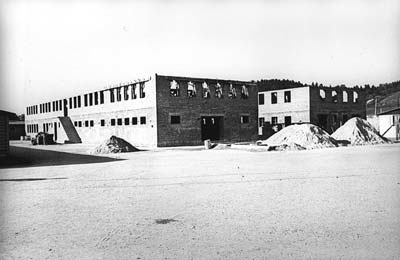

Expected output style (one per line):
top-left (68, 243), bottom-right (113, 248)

top-left (309, 86), bottom-right (366, 133)
top-left (156, 75), bottom-right (258, 146)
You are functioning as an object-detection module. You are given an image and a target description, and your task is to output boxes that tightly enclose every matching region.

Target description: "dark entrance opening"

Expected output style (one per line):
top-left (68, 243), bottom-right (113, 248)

top-left (54, 122), bottom-right (57, 141)
top-left (63, 99), bottom-right (68, 117)
top-left (201, 116), bottom-right (223, 141)
top-left (317, 114), bottom-right (328, 131)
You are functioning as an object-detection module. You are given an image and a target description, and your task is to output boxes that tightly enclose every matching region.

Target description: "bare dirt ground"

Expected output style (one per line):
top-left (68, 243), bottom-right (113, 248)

top-left (1, 141), bottom-right (400, 260)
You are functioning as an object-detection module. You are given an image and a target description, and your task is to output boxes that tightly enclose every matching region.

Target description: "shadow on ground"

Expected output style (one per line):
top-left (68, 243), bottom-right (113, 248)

top-left (0, 146), bottom-right (124, 169)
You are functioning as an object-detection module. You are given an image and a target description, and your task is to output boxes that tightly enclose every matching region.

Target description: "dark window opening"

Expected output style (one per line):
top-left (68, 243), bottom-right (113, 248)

top-left (100, 119), bottom-right (105, 126)
top-left (78, 96), bottom-right (81, 107)
top-left (85, 120), bottom-right (89, 127)
top-left (111, 119), bottom-right (116, 126)
top-left (89, 93), bottom-right (93, 106)
top-left (110, 90), bottom-right (115, 103)
top-left (84, 94), bottom-right (88, 106)
top-left (259, 118), bottom-right (265, 127)
top-left (94, 92), bottom-right (99, 105)
top-left (69, 98), bottom-right (73, 109)
top-left (271, 92), bottom-right (278, 104)
top-left (139, 82), bottom-right (145, 98)
top-left (78, 121), bottom-right (82, 127)
top-left (258, 93), bottom-right (265, 105)
top-left (241, 115), bottom-right (249, 124)
top-left (170, 115), bottom-right (181, 124)
top-left (124, 86), bottom-right (129, 100)
top-left (74, 121), bottom-right (77, 127)
top-left (271, 116), bottom-right (278, 125)
top-left (132, 117), bottom-right (138, 125)
top-left (90, 120), bottom-right (94, 127)
top-left (74, 97), bottom-right (77, 108)
top-left (117, 118), bottom-right (122, 125)
top-left (140, 116), bottom-right (146, 124)
top-left (131, 85), bottom-right (137, 99)
top-left (116, 88), bottom-right (122, 101)
top-left (124, 117), bottom-right (130, 125)
top-left (284, 91), bottom-right (291, 103)
top-left (100, 91), bottom-right (104, 104)
top-left (284, 116), bottom-right (292, 126)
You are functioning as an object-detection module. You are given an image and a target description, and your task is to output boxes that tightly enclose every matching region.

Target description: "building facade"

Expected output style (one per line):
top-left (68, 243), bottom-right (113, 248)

top-left (25, 74), bottom-right (258, 147)
top-left (258, 85), bottom-right (366, 135)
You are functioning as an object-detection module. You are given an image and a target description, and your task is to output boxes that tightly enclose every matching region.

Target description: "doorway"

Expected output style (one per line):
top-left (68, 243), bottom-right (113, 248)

top-left (201, 116), bottom-right (223, 141)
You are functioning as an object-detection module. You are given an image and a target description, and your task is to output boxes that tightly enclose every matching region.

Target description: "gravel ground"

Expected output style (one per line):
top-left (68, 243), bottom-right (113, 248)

top-left (1, 142), bottom-right (400, 259)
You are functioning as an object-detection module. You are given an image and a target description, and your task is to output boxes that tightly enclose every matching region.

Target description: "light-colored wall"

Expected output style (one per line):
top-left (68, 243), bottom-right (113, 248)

top-left (379, 114), bottom-right (399, 140)
top-left (25, 75), bottom-right (158, 147)
top-left (258, 86), bottom-right (310, 126)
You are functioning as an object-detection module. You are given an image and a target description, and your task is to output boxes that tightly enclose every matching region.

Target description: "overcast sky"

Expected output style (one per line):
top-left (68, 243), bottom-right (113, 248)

top-left (1, 0), bottom-right (399, 114)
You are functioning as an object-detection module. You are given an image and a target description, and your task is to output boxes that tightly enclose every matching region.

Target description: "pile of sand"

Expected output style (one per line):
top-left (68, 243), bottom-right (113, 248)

top-left (259, 124), bottom-right (338, 150)
top-left (332, 117), bottom-right (388, 145)
top-left (93, 136), bottom-right (140, 154)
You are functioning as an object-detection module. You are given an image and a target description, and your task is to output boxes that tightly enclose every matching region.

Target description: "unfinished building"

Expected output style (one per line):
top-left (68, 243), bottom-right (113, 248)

top-left (25, 74), bottom-right (258, 147)
top-left (257, 84), bottom-right (366, 136)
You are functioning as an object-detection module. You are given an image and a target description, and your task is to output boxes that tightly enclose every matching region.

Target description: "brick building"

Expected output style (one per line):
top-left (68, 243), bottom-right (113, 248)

top-left (25, 74), bottom-right (258, 147)
top-left (258, 84), bottom-right (366, 135)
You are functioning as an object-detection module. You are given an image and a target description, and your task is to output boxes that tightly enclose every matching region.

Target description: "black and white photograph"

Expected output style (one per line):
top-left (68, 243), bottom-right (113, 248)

top-left (0, 0), bottom-right (399, 259)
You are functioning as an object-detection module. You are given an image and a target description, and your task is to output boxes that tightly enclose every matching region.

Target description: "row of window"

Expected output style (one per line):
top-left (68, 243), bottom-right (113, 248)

top-left (258, 91), bottom-right (291, 105)
top-left (320, 89), bottom-right (358, 103)
top-left (169, 80), bottom-right (249, 99)
top-left (26, 124), bottom-right (39, 133)
top-left (73, 116), bottom-right (147, 128)
top-left (259, 116), bottom-right (292, 127)
top-left (26, 82), bottom-right (147, 115)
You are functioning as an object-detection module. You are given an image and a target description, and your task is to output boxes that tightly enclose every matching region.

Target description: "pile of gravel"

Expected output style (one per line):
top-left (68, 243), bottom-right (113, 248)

top-left (331, 117), bottom-right (389, 145)
top-left (259, 124), bottom-right (338, 150)
top-left (93, 136), bottom-right (140, 154)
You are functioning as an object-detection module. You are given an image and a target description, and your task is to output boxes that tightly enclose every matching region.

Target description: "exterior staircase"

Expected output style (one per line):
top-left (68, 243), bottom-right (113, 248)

top-left (58, 116), bottom-right (82, 143)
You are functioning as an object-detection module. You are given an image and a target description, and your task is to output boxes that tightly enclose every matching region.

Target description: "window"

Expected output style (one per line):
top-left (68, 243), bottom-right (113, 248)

top-left (74, 97), bottom-right (77, 108)
top-left (117, 118), bottom-right (122, 125)
top-left (59, 100), bottom-right (62, 110)
top-left (140, 116), bottom-right (146, 124)
top-left (320, 89), bottom-right (326, 100)
top-left (259, 118), bottom-right (265, 127)
top-left (55, 101), bottom-right (58, 111)
top-left (110, 89), bottom-right (115, 103)
top-left (139, 82), bottom-right (145, 98)
top-left (131, 84), bottom-right (137, 99)
top-left (170, 80), bottom-right (180, 97)
top-left (84, 94), bottom-right (88, 106)
top-left (78, 96), bottom-right (81, 107)
top-left (132, 117), bottom-right (138, 125)
top-left (271, 92), bottom-right (277, 104)
top-left (332, 90), bottom-right (338, 103)
top-left (215, 83), bottom-right (223, 98)
top-left (258, 93), bottom-right (265, 105)
top-left (85, 120), bottom-right (89, 127)
top-left (241, 115), bottom-right (249, 124)
top-left (78, 121), bottom-right (82, 127)
top-left (228, 84), bottom-right (237, 98)
top-left (124, 117), bottom-right (130, 125)
top-left (52, 101), bottom-right (55, 111)
top-left (69, 98), bottom-right (73, 109)
top-left (284, 91), bottom-right (291, 103)
top-left (241, 85), bottom-right (249, 99)
top-left (187, 81), bottom-right (196, 97)
top-left (74, 121), bottom-right (78, 127)
top-left (271, 116), bottom-right (278, 125)
top-left (284, 116), bottom-right (292, 126)
top-left (116, 88), bottom-right (122, 102)
top-left (89, 93), bottom-right (93, 106)
top-left (343, 91), bottom-right (348, 103)
top-left (111, 119), bottom-right (116, 126)
top-left (343, 114), bottom-right (348, 123)
top-left (100, 119), bottom-right (105, 126)
top-left (100, 91), bottom-right (104, 104)
top-left (170, 115), bottom-right (181, 124)
top-left (123, 86), bottom-right (129, 100)
top-left (94, 92), bottom-right (99, 105)
top-left (202, 82), bottom-right (210, 98)
top-left (90, 120), bottom-right (94, 127)
top-left (353, 91), bottom-right (358, 103)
